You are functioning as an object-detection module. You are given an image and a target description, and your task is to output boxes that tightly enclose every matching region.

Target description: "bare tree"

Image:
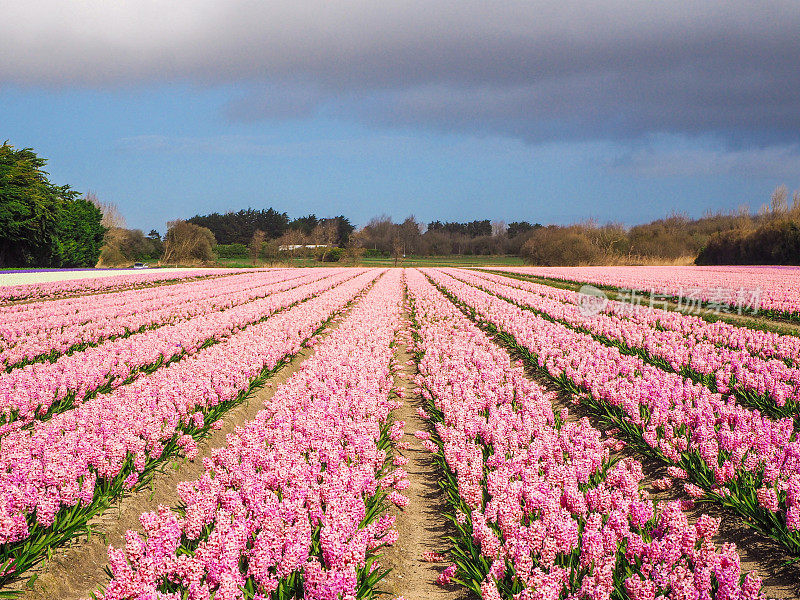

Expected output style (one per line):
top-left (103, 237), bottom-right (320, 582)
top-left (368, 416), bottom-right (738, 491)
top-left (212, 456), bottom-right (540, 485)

top-left (86, 191), bottom-right (126, 229)
top-left (491, 220), bottom-right (507, 237)
top-left (362, 215), bottom-right (394, 254)
top-left (735, 204), bottom-right (752, 229)
top-left (249, 229), bottom-right (266, 264)
top-left (344, 229), bottom-right (367, 265)
top-left (313, 220), bottom-right (339, 261)
top-left (391, 235), bottom-right (403, 267)
top-left (278, 228), bottom-right (304, 265)
top-left (771, 184), bottom-right (789, 216)
top-left (262, 239), bottom-right (279, 266)
top-left (792, 190), bottom-right (800, 219)
top-left (398, 216), bottom-right (423, 256)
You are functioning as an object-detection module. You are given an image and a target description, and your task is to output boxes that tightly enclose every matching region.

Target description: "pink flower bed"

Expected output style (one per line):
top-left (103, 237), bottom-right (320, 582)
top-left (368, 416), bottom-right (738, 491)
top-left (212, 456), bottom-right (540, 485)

top-left (407, 268), bottom-right (769, 599)
top-left (468, 269), bottom-right (800, 367)
top-left (0, 270), bottom-right (382, 584)
top-left (487, 265), bottom-right (800, 318)
top-left (450, 269), bottom-right (800, 414)
top-left (0, 268), bottom-right (238, 303)
top-left (0, 270), bottom-right (361, 430)
top-left (95, 270), bottom-right (405, 600)
top-left (425, 268), bottom-right (800, 556)
top-left (0, 269), bottom-right (330, 369)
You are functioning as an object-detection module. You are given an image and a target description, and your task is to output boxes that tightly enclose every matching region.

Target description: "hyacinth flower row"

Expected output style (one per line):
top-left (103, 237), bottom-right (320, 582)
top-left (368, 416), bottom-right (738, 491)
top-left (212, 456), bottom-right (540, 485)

top-left (449, 269), bottom-right (800, 419)
top-left (424, 268), bottom-right (800, 557)
top-left (487, 265), bottom-right (800, 321)
top-left (0, 269), bottom-right (323, 371)
top-left (94, 269), bottom-right (407, 600)
top-left (405, 269), bottom-right (768, 600)
top-left (0, 268), bottom-right (235, 304)
top-left (0, 270), bottom-right (363, 432)
top-left (0, 269), bottom-right (272, 370)
top-left (0, 268), bottom-right (248, 339)
top-left (0, 270), bottom-right (383, 588)
top-left (469, 269), bottom-right (800, 369)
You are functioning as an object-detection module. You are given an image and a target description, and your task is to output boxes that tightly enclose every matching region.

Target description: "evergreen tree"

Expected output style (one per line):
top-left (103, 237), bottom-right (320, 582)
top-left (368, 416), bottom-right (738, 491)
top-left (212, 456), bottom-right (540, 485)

top-left (0, 143), bottom-right (105, 267)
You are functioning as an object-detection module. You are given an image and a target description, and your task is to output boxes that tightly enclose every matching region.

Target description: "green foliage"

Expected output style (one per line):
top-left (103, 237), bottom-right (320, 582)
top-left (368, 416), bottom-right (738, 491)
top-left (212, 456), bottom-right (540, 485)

top-left (53, 198), bottom-right (106, 267)
top-left (318, 247), bottom-right (343, 262)
top-left (364, 248), bottom-right (388, 258)
top-left (289, 213), bottom-right (318, 235)
top-left (427, 219), bottom-right (492, 237)
top-left (215, 243), bottom-right (249, 259)
top-left (507, 221), bottom-right (541, 238)
top-left (0, 143), bottom-right (105, 267)
top-left (144, 229), bottom-right (164, 259)
top-left (289, 215), bottom-right (354, 245)
top-left (331, 215), bottom-right (355, 246)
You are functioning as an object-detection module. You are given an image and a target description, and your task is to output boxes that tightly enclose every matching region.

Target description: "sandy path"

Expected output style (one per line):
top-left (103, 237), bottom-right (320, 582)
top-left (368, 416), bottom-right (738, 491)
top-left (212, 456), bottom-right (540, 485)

top-left (380, 316), bottom-right (467, 600)
top-left (15, 304), bottom-right (354, 599)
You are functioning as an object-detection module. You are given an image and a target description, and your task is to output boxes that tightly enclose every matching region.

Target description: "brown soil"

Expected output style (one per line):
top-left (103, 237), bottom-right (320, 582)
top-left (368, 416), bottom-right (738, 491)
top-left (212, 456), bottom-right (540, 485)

top-left (15, 302), bottom-right (356, 600)
top-left (380, 320), bottom-right (468, 600)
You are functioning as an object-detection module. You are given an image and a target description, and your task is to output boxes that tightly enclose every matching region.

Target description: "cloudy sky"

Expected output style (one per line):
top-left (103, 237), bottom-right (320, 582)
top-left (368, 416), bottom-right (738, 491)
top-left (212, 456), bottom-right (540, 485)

top-left (2, 1), bottom-right (799, 232)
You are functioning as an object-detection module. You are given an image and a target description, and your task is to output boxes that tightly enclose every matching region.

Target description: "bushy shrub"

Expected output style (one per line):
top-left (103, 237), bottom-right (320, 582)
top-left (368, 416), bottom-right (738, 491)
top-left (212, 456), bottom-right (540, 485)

top-left (318, 247), bottom-right (344, 262)
top-left (364, 248), bottom-right (388, 257)
top-left (696, 219), bottom-right (800, 265)
top-left (215, 243), bottom-right (248, 259)
top-left (0, 143), bottom-right (105, 267)
top-left (520, 225), bottom-right (606, 265)
top-left (163, 221), bottom-right (217, 264)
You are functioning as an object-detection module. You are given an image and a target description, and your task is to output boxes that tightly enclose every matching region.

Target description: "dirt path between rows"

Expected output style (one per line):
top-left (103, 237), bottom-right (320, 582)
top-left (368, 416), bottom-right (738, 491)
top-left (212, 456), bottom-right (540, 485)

top-left (16, 305), bottom-right (356, 600)
top-left (380, 316), bottom-right (467, 600)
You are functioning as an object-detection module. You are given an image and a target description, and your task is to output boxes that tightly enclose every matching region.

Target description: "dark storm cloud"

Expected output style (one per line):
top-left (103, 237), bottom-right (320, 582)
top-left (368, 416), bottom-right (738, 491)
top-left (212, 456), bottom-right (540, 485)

top-left (3, 1), bottom-right (799, 144)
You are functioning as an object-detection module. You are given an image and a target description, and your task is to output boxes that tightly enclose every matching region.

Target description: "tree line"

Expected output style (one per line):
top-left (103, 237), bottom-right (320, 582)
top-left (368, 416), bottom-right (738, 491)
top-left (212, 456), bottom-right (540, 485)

top-left (512, 186), bottom-right (800, 266)
top-left (352, 216), bottom-right (541, 258)
top-left (3, 143), bottom-right (799, 268)
top-left (185, 210), bottom-right (354, 247)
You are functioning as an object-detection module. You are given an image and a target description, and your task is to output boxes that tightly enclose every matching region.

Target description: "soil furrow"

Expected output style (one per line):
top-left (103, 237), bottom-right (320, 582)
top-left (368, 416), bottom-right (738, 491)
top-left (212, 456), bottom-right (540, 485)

top-left (380, 311), bottom-right (467, 600)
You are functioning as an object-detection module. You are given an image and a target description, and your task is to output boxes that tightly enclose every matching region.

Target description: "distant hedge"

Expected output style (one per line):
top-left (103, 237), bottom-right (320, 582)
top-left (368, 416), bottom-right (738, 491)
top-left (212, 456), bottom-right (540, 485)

top-left (215, 243), bottom-right (248, 259)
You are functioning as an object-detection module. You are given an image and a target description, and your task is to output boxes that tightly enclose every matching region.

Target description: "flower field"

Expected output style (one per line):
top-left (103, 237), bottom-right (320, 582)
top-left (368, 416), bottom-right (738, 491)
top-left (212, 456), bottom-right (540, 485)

top-left (486, 266), bottom-right (800, 321)
top-left (0, 269), bottom-right (235, 304)
top-left (0, 266), bottom-right (798, 599)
